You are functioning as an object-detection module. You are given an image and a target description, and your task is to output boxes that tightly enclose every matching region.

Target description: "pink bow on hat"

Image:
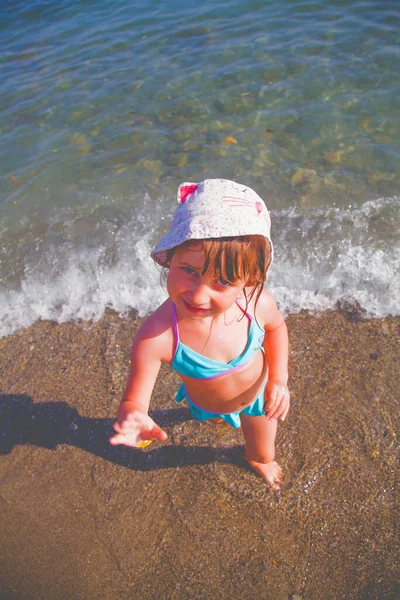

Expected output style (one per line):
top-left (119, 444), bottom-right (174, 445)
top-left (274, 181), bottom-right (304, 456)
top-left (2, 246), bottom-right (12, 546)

top-left (179, 184), bottom-right (199, 203)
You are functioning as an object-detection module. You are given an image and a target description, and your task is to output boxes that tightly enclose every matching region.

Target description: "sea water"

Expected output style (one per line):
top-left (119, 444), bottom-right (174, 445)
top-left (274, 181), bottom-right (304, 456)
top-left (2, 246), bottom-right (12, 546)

top-left (1, 0), bottom-right (399, 337)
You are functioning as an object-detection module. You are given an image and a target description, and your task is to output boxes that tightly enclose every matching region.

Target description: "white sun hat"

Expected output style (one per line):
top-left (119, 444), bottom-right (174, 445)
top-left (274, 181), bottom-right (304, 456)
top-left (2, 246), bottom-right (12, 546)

top-left (151, 178), bottom-right (273, 270)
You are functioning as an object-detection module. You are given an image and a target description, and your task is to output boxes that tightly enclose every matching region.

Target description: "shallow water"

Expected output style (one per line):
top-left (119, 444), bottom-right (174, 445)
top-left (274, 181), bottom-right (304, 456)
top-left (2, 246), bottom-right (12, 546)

top-left (1, 0), bottom-right (399, 336)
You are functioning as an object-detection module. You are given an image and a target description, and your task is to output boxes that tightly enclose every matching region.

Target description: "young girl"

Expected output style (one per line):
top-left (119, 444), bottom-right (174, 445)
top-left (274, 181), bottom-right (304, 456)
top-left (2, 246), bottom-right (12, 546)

top-left (110, 179), bottom-right (290, 491)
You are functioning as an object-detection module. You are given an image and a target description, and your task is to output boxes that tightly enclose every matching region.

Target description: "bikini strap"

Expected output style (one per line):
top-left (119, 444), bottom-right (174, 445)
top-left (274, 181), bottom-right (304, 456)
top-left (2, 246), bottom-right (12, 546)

top-left (171, 303), bottom-right (180, 359)
top-left (172, 300), bottom-right (250, 363)
top-left (235, 299), bottom-right (252, 321)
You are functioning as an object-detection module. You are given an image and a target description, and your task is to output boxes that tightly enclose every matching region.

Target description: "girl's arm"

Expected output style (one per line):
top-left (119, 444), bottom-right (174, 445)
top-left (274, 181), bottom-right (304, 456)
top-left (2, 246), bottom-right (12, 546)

top-left (257, 290), bottom-right (290, 421)
top-left (110, 305), bottom-right (172, 447)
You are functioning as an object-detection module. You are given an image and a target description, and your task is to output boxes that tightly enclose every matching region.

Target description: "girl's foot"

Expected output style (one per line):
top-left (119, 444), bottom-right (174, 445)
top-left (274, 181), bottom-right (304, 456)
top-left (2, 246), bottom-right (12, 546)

top-left (244, 455), bottom-right (282, 491)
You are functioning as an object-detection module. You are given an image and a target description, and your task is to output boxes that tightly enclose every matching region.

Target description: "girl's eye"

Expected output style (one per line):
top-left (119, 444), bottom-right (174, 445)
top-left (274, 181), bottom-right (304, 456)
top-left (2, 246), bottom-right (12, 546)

top-left (217, 278), bottom-right (231, 287)
top-left (182, 267), bottom-right (196, 275)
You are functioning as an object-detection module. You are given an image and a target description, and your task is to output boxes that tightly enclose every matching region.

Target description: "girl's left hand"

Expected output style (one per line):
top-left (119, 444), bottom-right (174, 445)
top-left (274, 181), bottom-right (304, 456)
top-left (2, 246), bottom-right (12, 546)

top-left (265, 378), bottom-right (290, 421)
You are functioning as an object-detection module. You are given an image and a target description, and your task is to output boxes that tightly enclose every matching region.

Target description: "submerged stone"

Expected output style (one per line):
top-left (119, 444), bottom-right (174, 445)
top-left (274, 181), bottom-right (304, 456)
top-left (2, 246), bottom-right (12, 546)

top-left (70, 133), bottom-right (91, 154)
top-left (291, 167), bottom-right (318, 186)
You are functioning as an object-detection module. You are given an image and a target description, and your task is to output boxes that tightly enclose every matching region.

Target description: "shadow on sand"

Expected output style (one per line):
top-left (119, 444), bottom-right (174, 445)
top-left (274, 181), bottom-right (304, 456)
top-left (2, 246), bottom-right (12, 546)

top-left (0, 394), bottom-right (244, 471)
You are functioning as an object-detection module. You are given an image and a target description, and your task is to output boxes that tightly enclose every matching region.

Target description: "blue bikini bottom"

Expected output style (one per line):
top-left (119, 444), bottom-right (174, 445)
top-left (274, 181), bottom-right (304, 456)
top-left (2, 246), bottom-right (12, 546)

top-left (175, 381), bottom-right (267, 429)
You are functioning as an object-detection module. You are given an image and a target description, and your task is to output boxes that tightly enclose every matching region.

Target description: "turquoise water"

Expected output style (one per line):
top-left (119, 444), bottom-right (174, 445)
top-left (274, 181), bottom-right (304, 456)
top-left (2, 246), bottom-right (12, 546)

top-left (1, 0), bottom-right (399, 336)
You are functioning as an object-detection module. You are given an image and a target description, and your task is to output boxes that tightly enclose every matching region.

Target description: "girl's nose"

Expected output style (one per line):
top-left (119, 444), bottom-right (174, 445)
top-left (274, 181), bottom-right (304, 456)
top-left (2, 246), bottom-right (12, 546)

top-left (188, 283), bottom-right (210, 306)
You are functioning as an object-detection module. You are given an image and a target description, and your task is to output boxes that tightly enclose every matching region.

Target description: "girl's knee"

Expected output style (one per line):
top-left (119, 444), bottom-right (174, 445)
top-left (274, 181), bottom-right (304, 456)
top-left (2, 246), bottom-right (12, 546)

top-left (240, 413), bottom-right (278, 437)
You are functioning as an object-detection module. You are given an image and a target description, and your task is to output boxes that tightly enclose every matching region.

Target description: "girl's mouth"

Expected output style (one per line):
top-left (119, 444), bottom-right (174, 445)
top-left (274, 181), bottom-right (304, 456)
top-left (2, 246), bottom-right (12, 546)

top-left (182, 299), bottom-right (208, 314)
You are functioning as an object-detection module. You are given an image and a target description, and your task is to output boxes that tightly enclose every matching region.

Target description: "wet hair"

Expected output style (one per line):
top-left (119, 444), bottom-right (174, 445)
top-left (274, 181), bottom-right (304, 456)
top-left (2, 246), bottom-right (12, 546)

top-left (162, 235), bottom-right (271, 313)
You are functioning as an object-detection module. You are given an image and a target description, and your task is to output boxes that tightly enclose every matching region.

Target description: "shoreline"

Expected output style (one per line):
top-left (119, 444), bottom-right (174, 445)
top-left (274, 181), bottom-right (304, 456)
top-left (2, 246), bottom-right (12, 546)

top-left (1, 309), bottom-right (398, 599)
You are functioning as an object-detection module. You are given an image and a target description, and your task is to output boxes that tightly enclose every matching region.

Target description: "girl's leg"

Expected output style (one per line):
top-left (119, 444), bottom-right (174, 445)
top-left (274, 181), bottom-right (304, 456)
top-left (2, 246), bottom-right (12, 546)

top-left (239, 414), bottom-right (282, 491)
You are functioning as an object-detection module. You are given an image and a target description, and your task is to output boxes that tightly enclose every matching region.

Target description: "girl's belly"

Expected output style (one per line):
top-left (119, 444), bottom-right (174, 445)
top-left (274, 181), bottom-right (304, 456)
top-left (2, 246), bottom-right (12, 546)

top-left (181, 349), bottom-right (267, 414)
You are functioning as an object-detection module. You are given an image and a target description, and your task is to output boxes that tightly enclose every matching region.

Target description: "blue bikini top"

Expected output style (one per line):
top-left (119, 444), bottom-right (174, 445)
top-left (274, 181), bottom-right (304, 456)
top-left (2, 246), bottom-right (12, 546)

top-left (170, 302), bottom-right (265, 380)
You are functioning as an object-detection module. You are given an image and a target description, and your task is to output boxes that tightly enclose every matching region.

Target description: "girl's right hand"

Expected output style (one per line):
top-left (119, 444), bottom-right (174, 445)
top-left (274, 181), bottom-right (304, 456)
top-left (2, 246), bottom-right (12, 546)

top-left (109, 410), bottom-right (168, 448)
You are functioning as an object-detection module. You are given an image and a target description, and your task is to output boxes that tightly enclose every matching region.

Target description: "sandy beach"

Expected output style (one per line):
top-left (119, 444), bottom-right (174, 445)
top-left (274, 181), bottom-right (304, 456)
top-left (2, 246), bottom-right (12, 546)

top-left (0, 308), bottom-right (398, 600)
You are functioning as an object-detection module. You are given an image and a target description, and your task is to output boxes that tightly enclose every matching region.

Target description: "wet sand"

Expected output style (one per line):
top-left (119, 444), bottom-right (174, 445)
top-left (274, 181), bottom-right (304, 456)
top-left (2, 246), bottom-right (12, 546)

top-left (0, 308), bottom-right (398, 600)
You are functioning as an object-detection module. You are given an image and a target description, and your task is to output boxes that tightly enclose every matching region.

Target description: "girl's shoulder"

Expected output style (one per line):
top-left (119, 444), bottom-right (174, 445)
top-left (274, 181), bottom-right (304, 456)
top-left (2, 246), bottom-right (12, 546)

top-left (133, 298), bottom-right (175, 363)
top-left (252, 288), bottom-right (285, 331)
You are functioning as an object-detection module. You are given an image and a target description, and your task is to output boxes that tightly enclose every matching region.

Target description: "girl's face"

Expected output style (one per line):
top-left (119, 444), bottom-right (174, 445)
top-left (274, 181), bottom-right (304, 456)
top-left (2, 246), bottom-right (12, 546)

top-left (167, 243), bottom-right (245, 318)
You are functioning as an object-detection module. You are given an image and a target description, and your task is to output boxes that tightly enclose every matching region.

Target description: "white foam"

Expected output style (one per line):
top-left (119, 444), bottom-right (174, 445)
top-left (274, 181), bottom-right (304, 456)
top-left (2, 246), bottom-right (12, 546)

top-left (0, 235), bottom-right (167, 338)
top-left (0, 197), bottom-right (398, 338)
top-left (270, 244), bottom-right (400, 318)
top-left (269, 197), bottom-right (400, 318)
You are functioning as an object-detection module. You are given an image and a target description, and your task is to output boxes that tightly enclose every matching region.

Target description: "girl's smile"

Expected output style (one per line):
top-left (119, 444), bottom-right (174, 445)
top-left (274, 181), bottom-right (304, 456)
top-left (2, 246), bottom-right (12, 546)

top-left (182, 299), bottom-right (209, 314)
